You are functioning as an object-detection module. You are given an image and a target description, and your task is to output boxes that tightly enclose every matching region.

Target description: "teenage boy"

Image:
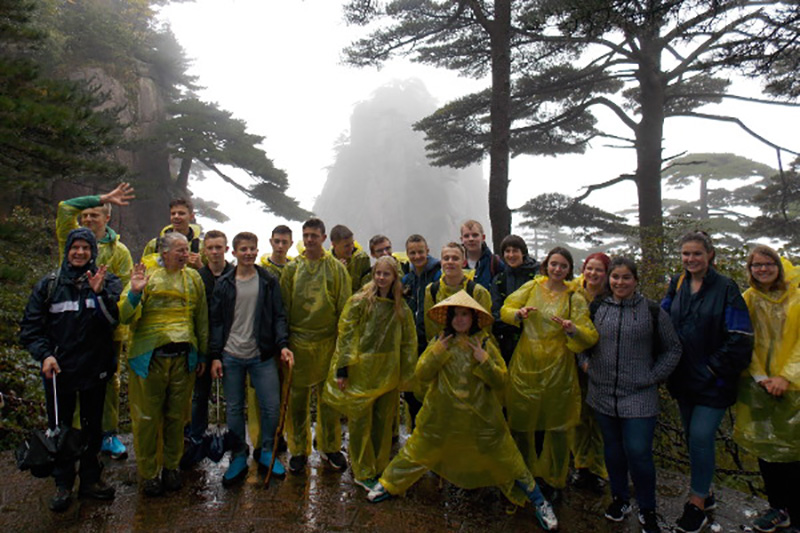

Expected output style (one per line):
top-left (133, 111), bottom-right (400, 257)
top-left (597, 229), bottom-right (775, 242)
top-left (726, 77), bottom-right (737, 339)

top-left (330, 224), bottom-right (371, 294)
top-left (460, 219), bottom-right (504, 290)
top-left (209, 232), bottom-right (294, 486)
top-left (280, 218), bottom-right (351, 474)
top-left (142, 198), bottom-right (204, 269)
top-left (423, 242), bottom-right (492, 342)
top-left (182, 230), bottom-right (234, 468)
top-left (55, 183), bottom-right (135, 461)
top-left (400, 234), bottom-right (441, 429)
top-left (260, 225), bottom-right (294, 279)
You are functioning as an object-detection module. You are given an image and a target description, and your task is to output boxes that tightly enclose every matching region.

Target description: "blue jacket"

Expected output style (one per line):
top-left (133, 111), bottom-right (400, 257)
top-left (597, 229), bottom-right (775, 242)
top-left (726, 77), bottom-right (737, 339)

top-left (490, 256), bottom-right (539, 362)
top-left (209, 265), bottom-right (289, 361)
top-left (662, 267), bottom-right (753, 408)
top-left (402, 256), bottom-right (441, 350)
top-left (20, 228), bottom-right (121, 392)
top-left (468, 242), bottom-right (504, 290)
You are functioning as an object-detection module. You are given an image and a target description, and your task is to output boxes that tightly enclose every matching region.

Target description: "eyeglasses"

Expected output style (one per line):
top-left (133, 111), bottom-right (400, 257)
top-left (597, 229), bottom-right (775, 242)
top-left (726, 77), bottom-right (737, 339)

top-left (750, 263), bottom-right (777, 270)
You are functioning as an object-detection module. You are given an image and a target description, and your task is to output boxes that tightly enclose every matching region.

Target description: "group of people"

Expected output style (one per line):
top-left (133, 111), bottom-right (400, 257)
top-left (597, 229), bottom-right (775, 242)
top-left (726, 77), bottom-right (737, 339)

top-left (18, 183), bottom-right (799, 533)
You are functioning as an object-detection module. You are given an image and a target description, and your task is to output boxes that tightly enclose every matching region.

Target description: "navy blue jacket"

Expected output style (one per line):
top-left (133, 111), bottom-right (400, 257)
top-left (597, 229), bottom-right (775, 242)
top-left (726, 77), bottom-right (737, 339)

top-left (490, 256), bottom-right (540, 362)
top-left (20, 228), bottom-right (121, 392)
top-left (402, 256), bottom-right (441, 351)
top-left (661, 267), bottom-right (753, 408)
top-left (208, 265), bottom-right (289, 361)
top-left (469, 242), bottom-right (504, 290)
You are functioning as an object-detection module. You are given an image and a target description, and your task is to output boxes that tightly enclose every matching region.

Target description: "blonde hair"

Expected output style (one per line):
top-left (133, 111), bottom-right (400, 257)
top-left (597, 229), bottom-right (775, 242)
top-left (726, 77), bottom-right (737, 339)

top-left (353, 256), bottom-right (404, 318)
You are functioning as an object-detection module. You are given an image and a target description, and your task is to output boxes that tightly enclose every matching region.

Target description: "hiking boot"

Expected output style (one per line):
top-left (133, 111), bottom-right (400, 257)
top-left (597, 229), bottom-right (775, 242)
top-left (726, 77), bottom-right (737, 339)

top-left (367, 482), bottom-right (390, 503)
top-left (101, 434), bottom-right (128, 461)
top-left (179, 437), bottom-right (206, 470)
top-left (258, 450), bottom-right (285, 478)
top-left (49, 488), bottom-right (72, 512)
top-left (704, 492), bottom-right (717, 511)
top-left (142, 477), bottom-right (164, 497)
top-left (753, 508), bottom-right (791, 533)
top-left (676, 502), bottom-right (708, 533)
top-left (78, 480), bottom-right (115, 500)
top-left (639, 509), bottom-right (661, 533)
top-left (354, 477), bottom-right (379, 492)
top-left (572, 468), bottom-right (606, 494)
top-left (222, 455), bottom-right (248, 487)
top-left (535, 500), bottom-right (559, 531)
top-left (288, 455), bottom-right (307, 475)
top-left (605, 497), bottom-right (632, 522)
top-left (162, 469), bottom-right (182, 492)
top-left (320, 451), bottom-right (347, 471)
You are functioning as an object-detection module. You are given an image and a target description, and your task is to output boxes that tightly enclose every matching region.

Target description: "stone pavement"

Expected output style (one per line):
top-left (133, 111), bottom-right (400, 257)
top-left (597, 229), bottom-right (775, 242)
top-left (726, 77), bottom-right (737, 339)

top-left (0, 434), bottom-right (769, 532)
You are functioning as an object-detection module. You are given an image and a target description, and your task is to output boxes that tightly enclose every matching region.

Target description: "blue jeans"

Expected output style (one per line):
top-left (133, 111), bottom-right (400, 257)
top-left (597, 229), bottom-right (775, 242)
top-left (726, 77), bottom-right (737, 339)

top-left (594, 412), bottom-right (657, 511)
top-left (222, 354), bottom-right (280, 458)
top-left (677, 400), bottom-right (725, 499)
top-left (189, 367), bottom-right (212, 441)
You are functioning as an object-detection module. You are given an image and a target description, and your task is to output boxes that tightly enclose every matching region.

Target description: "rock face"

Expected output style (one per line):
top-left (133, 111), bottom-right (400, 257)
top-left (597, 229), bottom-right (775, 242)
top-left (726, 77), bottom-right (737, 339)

top-left (313, 79), bottom-right (490, 254)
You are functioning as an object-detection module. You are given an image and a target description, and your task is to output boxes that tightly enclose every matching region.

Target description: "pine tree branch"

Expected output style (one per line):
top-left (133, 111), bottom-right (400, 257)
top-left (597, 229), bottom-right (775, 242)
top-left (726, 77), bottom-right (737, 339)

top-left (574, 173), bottom-right (636, 202)
top-left (672, 111), bottom-right (800, 156)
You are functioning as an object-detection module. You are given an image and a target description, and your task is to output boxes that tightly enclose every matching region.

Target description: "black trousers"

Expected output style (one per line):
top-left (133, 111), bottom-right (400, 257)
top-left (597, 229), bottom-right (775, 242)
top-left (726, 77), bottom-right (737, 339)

top-left (44, 378), bottom-right (107, 490)
top-left (759, 457), bottom-right (800, 522)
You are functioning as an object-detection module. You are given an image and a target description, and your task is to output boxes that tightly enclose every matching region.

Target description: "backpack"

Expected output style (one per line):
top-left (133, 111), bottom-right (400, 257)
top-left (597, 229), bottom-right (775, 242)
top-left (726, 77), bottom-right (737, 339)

top-left (589, 297), bottom-right (663, 359)
top-left (430, 278), bottom-right (476, 302)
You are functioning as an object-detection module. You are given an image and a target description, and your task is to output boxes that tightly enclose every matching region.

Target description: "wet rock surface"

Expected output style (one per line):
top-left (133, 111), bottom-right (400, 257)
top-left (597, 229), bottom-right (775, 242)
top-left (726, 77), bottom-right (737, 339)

top-left (1, 434), bottom-right (769, 532)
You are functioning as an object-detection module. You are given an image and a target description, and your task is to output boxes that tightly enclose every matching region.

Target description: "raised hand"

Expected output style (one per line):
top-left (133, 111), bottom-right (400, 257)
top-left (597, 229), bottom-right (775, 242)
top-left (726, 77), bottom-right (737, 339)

top-left (433, 333), bottom-right (453, 355)
top-left (467, 337), bottom-right (488, 363)
top-left (516, 306), bottom-right (537, 320)
top-left (100, 182), bottom-right (135, 206)
top-left (187, 252), bottom-right (203, 269)
top-left (87, 265), bottom-right (107, 294)
top-left (552, 315), bottom-right (576, 335)
top-left (130, 263), bottom-right (149, 294)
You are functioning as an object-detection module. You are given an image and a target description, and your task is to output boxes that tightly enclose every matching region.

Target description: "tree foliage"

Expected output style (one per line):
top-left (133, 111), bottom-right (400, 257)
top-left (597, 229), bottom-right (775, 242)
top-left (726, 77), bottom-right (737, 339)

top-left (748, 157), bottom-right (800, 251)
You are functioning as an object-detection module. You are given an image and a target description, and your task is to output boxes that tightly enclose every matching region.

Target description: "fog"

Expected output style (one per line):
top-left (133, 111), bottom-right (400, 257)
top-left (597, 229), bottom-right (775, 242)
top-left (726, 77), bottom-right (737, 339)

top-left (313, 79), bottom-right (490, 253)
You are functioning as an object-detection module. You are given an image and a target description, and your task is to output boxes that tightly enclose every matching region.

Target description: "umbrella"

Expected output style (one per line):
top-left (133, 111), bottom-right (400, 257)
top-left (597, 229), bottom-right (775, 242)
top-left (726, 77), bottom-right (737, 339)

top-left (16, 374), bottom-right (85, 478)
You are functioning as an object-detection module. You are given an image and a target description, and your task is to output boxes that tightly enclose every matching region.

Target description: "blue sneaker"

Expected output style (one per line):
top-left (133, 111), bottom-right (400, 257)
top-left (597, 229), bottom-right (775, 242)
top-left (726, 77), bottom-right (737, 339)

top-left (101, 434), bottom-right (128, 460)
top-left (222, 455), bottom-right (248, 487)
top-left (258, 450), bottom-right (285, 478)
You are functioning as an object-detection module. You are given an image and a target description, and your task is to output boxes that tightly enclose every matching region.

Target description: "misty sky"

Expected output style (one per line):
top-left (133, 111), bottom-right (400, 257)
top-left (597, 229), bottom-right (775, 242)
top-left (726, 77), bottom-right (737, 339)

top-left (159, 0), bottom-right (800, 255)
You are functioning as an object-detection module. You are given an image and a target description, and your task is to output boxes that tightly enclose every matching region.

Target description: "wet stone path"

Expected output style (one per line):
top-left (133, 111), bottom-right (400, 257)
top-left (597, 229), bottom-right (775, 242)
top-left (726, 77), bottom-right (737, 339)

top-left (1, 433), bottom-right (768, 532)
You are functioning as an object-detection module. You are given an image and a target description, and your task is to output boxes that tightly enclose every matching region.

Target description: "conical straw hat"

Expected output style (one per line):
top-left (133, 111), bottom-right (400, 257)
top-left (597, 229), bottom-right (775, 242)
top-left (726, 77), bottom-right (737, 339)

top-left (427, 290), bottom-right (494, 329)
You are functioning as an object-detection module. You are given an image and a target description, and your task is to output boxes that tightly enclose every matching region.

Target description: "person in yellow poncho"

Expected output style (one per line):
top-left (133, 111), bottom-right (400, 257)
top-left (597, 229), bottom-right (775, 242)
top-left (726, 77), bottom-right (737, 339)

top-left (569, 252), bottom-right (610, 493)
top-left (141, 197), bottom-right (204, 270)
top-left (330, 224), bottom-right (372, 294)
top-left (735, 245), bottom-right (800, 532)
top-left (120, 232), bottom-right (208, 497)
top-left (501, 246), bottom-right (599, 499)
top-left (366, 291), bottom-right (558, 531)
top-left (322, 256), bottom-right (417, 491)
top-left (55, 183), bottom-right (135, 461)
top-left (259, 224), bottom-right (294, 279)
top-left (281, 218), bottom-right (352, 474)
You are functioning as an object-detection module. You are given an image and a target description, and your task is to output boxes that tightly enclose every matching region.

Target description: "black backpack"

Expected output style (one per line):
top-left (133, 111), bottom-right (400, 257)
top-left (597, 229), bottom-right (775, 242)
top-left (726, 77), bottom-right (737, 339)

top-left (430, 278), bottom-right (477, 302)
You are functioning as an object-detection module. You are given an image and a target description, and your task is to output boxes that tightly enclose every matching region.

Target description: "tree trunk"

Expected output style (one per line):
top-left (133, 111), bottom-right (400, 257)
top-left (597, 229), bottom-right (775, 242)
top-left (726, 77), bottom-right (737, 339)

top-left (635, 35), bottom-right (667, 296)
top-left (700, 177), bottom-right (709, 220)
top-left (487, 0), bottom-right (512, 253)
top-left (176, 157), bottom-right (192, 191)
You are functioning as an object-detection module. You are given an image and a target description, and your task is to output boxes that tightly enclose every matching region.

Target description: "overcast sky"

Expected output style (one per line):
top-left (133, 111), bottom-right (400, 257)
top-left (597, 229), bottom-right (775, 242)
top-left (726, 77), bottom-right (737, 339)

top-left (159, 0), bottom-right (800, 255)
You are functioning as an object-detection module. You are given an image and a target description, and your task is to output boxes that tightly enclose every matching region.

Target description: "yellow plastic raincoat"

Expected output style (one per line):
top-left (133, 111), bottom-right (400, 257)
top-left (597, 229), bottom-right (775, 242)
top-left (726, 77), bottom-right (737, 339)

top-left (259, 254), bottom-right (292, 279)
top-left (782, 257), bottom-right (800, 287)
top-left (423, 278), bottom-right (492, 342)
top-left (141, 223), bottom-right (205, 269)
top-left (332, 242), bottom-right (372, 294)
top-left (322, 295), bottom-right (417, 481)
top-left (280, 251), bottom-right (351, 455)
top-left (379, 331), bottom-right (533, 506)
top-left (734, 285), bottom-right (800, 462)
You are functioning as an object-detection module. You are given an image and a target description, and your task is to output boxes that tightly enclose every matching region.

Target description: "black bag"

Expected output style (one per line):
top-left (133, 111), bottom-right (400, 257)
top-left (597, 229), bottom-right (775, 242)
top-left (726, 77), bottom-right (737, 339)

top-left (15, 374), bottom-right (85, 478)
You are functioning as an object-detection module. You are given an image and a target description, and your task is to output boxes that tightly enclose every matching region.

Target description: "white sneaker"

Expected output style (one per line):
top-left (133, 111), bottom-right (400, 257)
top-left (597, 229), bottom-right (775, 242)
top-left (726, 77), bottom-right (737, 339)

top-left (535, 500), bottom-right (559, 531)
top-left (367, 482), bottom-right (390, 503)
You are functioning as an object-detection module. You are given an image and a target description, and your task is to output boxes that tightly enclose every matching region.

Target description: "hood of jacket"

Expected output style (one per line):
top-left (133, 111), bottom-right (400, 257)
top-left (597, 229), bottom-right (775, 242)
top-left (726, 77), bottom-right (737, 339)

top-left (62, 227), bottom-right (98, 279)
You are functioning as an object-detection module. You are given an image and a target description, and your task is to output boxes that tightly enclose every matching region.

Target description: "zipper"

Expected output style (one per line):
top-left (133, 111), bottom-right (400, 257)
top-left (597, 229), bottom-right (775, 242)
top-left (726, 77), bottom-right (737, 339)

top-left (613, 304), bottom-right (623, 417)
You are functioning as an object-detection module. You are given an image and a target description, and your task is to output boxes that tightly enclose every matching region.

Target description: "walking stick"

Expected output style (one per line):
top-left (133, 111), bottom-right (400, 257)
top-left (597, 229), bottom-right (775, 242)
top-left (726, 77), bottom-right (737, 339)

top-left (265, 362), bottom-right (293, 486)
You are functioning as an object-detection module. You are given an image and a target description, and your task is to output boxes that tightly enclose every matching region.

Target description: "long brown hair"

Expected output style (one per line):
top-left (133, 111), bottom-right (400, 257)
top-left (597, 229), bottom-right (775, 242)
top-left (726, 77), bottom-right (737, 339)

top-left (746, 244), bottom-right (786, 292)
top-left (353, 256), bottom-right (405, 318)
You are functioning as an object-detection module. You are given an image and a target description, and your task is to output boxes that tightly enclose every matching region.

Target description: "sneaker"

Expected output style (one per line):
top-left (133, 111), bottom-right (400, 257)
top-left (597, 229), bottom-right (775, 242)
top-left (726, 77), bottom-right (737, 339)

top-left (753, 508), bottom-right (791, 533)
top-left (704, 492), bottom-right (716, 511)
top-left (49, 488), bottom-right (72, 512)
top-left (367, 482), bottom-right (391, 503)
top-left (179, 437), bottom-right (206, 470)
top-left (676, 502), bottom-right (708, 533)
top-left (78, 480), bottom-right (115, 500)
top-left (142, 477), bottom-right (164, 497)
top-left (639, 509), bottom-right (661, 533)
top-left (605, 497), bottom-right (632, 522)
top-left (258, 450), bottom-right (285, 478)
top-left (222, 455), bottom-right (249, 487)
top-left (320, 451), bottom-right (347, 471)
top-left (288, 455), bottom-right (307, 475)
top-left (572, 468), bottom-right (606, 494)
top-left (101, 434), bottom-right (128, 461)
top-left (162, 469), bottom-right (182, 492)
top-left (354, 477), bottom-right (379, 492)
top-left (535, 500), bottom-right (559, 531)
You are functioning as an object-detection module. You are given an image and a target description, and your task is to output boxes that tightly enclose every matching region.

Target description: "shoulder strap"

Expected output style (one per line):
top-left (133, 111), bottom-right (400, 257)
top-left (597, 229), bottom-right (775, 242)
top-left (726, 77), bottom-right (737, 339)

top-left (45, 270), bottom-right (59, 308)
top-left (490, 254), bottom-right (500, 277)
top-left (466, 279), bottom-right (476, 297)
top-left (430, 281), bottom-right (439, 302)
top-left (647, 299), bottom-right (662, 360)
top-left (589, 297), bottom-right (602, 321)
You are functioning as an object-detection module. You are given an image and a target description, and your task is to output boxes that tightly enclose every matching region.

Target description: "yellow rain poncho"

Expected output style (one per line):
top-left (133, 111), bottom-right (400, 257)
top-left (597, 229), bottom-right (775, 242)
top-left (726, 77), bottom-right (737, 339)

top-left (332, 242), bottom-right (372, 294)
top-left (423, 278), bottom-right (492, 342)
top-left (782, 257), bottom-right (800, 287)
top-left (322, 295), bottom-right (417, 481)
top-left (259, 254), bottom-right (292, 279)
top-left (280, 251), bottom-right (351, 455)
top-left (141, 224), bottom-right (205, 269)
top-left (119, 265), bottom-right (208, 479)
top-left (734, 285), bottom-right (800, 462)
top-left (500, 278), bottom-right (598, 487)
top-left (379, 330), bottom-right (533, 506)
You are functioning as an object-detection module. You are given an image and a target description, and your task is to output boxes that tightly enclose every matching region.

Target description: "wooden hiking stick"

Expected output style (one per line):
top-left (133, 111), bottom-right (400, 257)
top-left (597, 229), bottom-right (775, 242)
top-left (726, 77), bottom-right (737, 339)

top-left (265, 363), bottom-right (293, 486)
